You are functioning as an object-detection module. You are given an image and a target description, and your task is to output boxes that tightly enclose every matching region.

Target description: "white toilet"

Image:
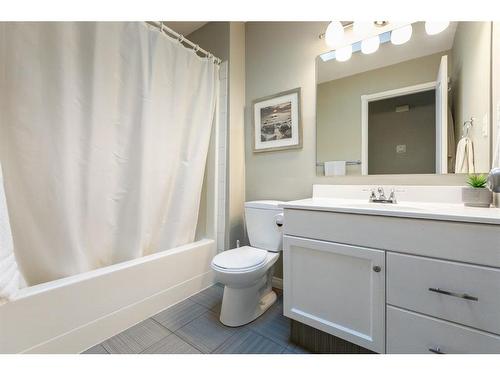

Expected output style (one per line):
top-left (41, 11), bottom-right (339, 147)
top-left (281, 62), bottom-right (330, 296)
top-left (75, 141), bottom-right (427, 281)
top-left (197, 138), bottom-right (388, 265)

top-left (211, 200), bottom-right (284, 327)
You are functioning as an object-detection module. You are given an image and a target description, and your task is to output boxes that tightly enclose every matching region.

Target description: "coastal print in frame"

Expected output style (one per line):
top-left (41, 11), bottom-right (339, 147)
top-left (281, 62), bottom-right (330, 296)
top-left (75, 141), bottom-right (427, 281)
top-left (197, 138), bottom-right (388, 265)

top-left (252, 88), bottom-right (302, 152)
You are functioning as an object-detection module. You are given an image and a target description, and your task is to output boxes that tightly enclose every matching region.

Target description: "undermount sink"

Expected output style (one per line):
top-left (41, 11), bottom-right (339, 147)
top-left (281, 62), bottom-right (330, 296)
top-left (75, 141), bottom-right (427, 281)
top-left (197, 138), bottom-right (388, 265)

top-left (339, 202), bottom-right (425, 211)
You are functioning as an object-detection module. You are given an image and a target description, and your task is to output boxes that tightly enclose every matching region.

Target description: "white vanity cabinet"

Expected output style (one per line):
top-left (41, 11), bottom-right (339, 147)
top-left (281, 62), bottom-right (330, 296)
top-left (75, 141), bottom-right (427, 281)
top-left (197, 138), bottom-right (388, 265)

top-left (283, 235), bottom-right (386, 353)
top-left (282, 186), bottom-right (500, 354)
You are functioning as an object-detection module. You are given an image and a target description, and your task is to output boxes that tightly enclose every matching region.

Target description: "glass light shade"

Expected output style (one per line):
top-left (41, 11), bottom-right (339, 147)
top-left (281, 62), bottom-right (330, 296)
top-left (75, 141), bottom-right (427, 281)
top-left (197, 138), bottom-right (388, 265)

top-left (391, 24), bottom-right (413, 45)
top-left (335, 45), bottom-right (352, 62)
top-left (361, 35), bottom-right (380, 54)
top-left (325, 21), bottom-right (344, 48)
top-left (425, 21), bottom-right (450, 35)
top-left (353, 22), bottom-right (374, 38)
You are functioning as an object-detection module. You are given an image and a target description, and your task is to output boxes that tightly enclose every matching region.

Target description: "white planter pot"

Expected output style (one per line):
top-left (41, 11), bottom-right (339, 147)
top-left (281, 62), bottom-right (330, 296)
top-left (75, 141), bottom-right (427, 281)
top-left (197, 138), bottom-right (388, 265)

top-left (462, 187), bottom-right (492, 207)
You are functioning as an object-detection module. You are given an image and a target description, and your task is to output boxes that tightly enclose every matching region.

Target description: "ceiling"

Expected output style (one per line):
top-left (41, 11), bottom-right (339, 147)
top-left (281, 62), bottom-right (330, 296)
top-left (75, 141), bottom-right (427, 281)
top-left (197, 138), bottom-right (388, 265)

top-left (318, 22), bottom-right (458, 84)
top-left (162, 22), bottom-right (207, 36)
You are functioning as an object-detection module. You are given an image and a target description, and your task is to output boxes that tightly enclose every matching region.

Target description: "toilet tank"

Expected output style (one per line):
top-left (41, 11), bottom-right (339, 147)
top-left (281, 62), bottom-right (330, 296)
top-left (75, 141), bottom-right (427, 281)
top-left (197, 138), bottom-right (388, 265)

top-left (244, 200), bottom-right (284, 252)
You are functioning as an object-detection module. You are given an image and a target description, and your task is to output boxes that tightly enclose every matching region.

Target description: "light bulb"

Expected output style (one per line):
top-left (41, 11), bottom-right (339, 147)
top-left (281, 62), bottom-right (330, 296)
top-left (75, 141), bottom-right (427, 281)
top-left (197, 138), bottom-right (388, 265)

top-left (335, 45), bottom-right (352, 62)
top-left (391, 24), bottom-right (413, 45)
top-left (353, 22), bottom-right (374, 38)
top-left (361, 35), bottom-right (380, 54)
top-left (425, 21), bottom-right (450, 35)
top-left (325, 21), bottom-right (344, 48)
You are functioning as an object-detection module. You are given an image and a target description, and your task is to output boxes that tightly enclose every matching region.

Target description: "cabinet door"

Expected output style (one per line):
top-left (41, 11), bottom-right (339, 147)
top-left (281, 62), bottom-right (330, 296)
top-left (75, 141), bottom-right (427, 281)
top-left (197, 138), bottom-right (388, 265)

top-left (283, 235), bottom-right (385, 353)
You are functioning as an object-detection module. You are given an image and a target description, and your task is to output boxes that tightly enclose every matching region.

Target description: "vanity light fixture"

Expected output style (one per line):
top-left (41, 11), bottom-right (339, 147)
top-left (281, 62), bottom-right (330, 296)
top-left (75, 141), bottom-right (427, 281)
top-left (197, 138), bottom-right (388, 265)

top-left (391, 24), bottom-right (413, 45)
top-left (353, 21), bottom-right (374, 37)
top-left (335, 44), bottom-right (353, 62)
top-left (320, 31), bottom-right (391, 62)
top-left (361, 35), bottom-right (380, 54)
top-left (424, 21), bottom-right (450, 35)
top-left (320, 21), bottom-right (449, 62)
top-left (325, 21), bottom-right (345, 48)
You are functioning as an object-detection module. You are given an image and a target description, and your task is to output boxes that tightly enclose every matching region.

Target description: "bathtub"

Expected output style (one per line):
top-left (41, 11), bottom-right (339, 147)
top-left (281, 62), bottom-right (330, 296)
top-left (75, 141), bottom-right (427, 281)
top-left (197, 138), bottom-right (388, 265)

top-left (0, 239), bottom-right (216, 353)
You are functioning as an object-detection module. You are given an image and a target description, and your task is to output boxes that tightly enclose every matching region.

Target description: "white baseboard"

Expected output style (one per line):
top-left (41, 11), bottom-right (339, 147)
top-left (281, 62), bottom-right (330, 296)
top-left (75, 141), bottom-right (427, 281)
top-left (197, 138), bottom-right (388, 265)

top-left (272, 276), bottom-right (283, 290)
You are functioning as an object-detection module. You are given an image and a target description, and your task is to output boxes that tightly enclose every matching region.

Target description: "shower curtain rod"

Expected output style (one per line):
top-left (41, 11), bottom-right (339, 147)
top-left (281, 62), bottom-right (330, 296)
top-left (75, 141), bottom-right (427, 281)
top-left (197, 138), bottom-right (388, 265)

top-left (147, 21), bottom-right (222, 65)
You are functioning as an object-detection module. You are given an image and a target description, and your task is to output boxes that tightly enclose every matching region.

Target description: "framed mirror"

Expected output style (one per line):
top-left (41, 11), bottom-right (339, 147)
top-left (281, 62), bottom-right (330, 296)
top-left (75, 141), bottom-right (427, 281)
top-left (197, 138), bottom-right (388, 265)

top-left (316, 21), bottom-right (493, 176)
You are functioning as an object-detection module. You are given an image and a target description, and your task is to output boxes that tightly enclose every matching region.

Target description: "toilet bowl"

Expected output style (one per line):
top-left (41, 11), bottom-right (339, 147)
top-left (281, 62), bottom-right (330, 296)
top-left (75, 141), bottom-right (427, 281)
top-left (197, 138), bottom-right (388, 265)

top-left (211, 200), bottom-right (283, 327)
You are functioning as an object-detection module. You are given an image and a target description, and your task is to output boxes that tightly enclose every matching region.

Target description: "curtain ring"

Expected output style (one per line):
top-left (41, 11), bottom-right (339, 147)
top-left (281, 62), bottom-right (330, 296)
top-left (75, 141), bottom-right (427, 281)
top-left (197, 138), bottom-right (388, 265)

top-left (160, 21), bottom-right (164, 33)
top-left (178, 34), bottom-right (184, 44)
top-left (194, 44), bottom-right (200, 52)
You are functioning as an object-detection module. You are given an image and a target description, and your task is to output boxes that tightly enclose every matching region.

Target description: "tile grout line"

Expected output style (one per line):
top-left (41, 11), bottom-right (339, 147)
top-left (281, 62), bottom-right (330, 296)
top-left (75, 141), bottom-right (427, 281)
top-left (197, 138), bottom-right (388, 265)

top-left (102, 318), bottom-right (173, 354)
top-left (208, 326), bottom-right (249, 354)
top-left (137, 331), bottom-right (199, 354)
top-left (139, 287), bottom-right (224, 354)
top-left (209, 325), bottom-right (288, 354)
top-left (135, 323), bottom-right (174, 354)
top-left (170, 331), bottom-right (203, 354)
top-left (150, 301), bottom-right (208, 333)
top-left (148, 285), bottom-right (223, 332)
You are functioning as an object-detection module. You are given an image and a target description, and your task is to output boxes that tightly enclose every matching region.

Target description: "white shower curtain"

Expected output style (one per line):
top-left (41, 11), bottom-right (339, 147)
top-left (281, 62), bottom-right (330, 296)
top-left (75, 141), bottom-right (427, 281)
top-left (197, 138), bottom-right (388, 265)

top-left (0, 165), bottom-right (25, 304)
top-left (0, 22), bottom-right (218, 295)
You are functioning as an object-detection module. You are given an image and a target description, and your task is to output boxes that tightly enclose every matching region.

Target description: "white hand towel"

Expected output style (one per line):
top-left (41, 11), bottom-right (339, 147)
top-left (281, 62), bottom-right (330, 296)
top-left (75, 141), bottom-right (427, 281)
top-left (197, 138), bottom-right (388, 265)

top-left (324, 161), bottom-right (346, 176)
top-left (455, 137), bottom-right (475, 174)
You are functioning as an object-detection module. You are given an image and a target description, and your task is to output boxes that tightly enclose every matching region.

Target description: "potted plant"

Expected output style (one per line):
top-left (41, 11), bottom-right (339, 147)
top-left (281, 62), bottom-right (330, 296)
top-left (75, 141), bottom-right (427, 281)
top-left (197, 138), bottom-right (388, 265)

top-left (462, 174), bottom-right (492, 207)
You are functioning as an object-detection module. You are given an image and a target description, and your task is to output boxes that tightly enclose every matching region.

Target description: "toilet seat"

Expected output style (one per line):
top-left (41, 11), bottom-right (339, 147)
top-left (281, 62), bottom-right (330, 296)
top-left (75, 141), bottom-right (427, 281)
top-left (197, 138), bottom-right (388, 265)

top-left (212, 246), bottom-right (268, 271)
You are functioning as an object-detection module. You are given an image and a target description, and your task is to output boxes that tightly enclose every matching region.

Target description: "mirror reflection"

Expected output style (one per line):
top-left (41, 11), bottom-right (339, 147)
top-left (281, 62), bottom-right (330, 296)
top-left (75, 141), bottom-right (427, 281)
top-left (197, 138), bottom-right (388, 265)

top-left (316, 21), bottom-right (492, 176)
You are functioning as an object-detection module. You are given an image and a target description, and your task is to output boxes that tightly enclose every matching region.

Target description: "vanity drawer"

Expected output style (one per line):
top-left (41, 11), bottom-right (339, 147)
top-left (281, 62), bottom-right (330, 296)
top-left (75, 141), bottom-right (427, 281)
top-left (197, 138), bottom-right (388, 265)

top-left (387, 306), bottom-right (500, 354)
top-left (283, 208), bottom-right (500, 267)
top-left (387, 252), bottom-right (500, 334)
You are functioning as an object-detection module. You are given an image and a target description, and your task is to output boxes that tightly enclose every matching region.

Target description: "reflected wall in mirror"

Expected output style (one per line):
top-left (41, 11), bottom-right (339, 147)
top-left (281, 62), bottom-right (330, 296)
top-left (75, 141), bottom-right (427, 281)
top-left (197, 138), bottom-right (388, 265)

top-left (316, 21), bottom-right (492, 176)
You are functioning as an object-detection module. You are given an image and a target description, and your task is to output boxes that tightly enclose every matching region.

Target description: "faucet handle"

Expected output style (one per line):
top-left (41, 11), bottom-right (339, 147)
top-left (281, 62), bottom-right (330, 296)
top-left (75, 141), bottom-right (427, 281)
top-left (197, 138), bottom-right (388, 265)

top-left (369, 189), bottom-right (376, 202)
top-left (377, 187), bottom-right (386, 200)
top-left (388, 188), bottom-right (397, 203)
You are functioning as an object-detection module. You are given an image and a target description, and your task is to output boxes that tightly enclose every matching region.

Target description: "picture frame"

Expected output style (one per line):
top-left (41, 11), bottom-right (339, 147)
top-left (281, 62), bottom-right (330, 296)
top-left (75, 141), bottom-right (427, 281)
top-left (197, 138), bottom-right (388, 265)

top-left (252, 87), bottom-right (302, 152)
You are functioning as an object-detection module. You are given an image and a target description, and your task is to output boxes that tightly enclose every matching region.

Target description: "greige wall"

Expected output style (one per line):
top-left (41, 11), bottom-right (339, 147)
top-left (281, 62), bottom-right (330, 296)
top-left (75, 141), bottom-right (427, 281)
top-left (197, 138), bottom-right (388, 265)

top-left (227, 22), bottom-right (247, 248)
top-left (368, 91), bottom-right (436, 174)
top-left (245, 22), bottom-right (467, 278)
top-left (451, 22), bottom-right (492, 173)
top-left (317, 51), bottom-right (448, 175)
top-left (188, 22), bottom-right (230, 61)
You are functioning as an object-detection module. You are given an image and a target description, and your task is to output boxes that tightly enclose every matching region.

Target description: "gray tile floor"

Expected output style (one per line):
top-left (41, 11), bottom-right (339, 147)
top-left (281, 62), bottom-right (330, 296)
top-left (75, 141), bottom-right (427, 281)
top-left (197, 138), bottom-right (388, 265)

top-left (82, 284), bottom-right (310, 354)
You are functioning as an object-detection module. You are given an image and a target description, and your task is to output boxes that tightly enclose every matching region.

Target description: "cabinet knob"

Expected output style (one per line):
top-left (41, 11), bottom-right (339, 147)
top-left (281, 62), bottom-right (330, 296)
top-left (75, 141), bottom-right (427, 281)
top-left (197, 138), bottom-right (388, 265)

top-left (373, 266), bottom-right (381, 272)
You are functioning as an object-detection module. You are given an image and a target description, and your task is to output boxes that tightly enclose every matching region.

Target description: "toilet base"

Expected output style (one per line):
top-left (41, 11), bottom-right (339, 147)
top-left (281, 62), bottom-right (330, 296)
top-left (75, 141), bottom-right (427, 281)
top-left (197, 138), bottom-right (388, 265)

top-left (219, 281), bottom-right (277, 327)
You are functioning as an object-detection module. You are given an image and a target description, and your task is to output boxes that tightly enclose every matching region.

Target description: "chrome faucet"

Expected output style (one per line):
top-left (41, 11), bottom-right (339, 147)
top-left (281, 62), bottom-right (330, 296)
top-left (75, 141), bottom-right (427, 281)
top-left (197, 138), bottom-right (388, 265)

top-left (369, 187), bottom-right (397, 204)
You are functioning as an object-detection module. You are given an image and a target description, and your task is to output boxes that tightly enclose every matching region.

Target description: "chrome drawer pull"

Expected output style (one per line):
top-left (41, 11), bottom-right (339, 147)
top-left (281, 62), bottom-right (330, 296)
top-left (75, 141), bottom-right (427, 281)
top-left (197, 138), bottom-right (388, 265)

top-left (428, 287), bottom-right (479, 301)
top-left (428, 347), bottom-right (445, 354)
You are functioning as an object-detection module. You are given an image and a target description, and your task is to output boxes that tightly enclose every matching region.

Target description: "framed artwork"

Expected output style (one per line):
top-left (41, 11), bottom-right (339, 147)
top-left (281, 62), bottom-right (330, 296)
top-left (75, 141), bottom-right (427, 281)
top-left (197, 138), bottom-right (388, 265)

top-left (252, 87), bottom-right (302, 152)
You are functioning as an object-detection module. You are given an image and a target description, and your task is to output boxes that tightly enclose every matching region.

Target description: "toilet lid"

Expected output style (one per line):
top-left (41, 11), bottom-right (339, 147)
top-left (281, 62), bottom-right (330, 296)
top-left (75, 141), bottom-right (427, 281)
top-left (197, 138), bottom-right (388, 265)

top-left (212, 246), bottom-right (268, 270)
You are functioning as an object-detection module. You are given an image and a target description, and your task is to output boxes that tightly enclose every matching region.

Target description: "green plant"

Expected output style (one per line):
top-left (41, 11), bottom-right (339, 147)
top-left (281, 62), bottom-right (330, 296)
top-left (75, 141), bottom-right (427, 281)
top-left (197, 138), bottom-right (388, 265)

top-left (467, 174), bottom-right (488, 188)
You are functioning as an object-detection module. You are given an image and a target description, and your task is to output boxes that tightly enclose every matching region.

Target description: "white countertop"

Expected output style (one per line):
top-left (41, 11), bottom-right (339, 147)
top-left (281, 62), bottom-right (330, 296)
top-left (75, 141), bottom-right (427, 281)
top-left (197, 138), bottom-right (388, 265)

top-left (280, 198), bottom-right (500, 225)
